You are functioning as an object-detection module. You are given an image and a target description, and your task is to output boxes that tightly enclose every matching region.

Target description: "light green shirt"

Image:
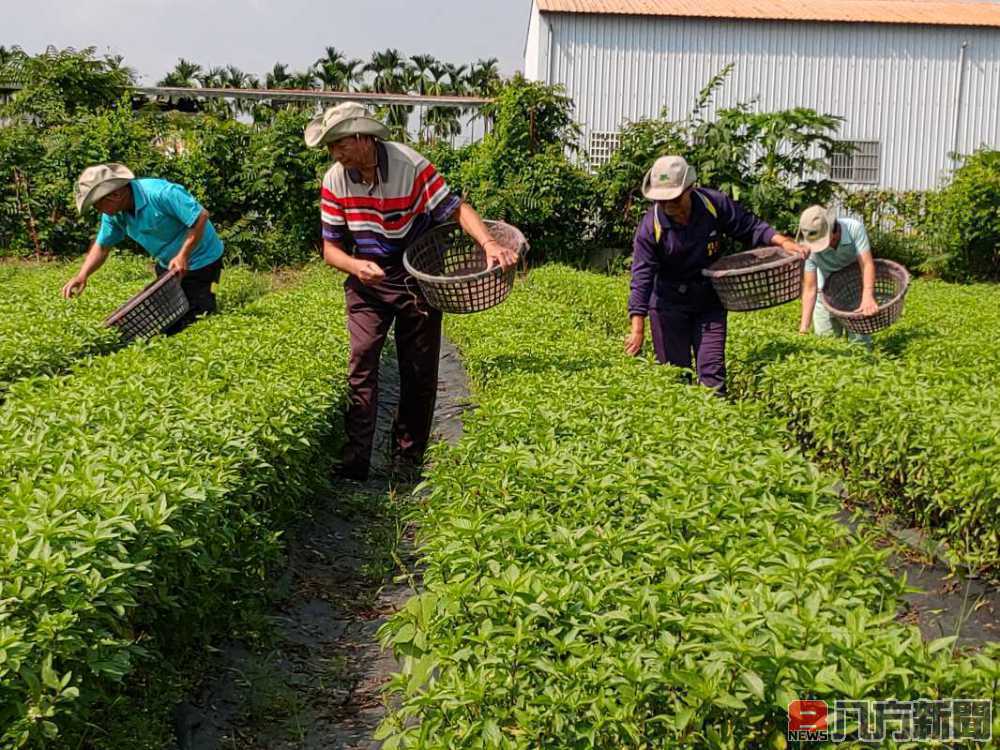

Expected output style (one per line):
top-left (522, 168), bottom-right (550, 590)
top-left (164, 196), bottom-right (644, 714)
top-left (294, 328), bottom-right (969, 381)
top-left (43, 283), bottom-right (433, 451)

top-left (805, 217), bottom-right (871, 288)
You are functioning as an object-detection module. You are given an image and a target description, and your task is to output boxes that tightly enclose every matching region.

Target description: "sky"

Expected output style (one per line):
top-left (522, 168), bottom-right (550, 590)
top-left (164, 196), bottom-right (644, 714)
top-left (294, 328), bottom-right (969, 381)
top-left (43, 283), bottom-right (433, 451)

top-left (3, 0), bottom-right (531, 84)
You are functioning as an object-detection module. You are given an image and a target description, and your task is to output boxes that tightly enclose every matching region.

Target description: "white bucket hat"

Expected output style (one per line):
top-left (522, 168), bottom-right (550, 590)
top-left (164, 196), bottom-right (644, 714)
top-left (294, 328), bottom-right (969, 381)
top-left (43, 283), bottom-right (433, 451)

top-left (797, 205), bottom-right (837, 253)
top-left (75, 163), bottom-right (135, 213)
top-left (304, 102), bottom-right (390, 148)
top-left (642, 155), bottom-right (696, 201)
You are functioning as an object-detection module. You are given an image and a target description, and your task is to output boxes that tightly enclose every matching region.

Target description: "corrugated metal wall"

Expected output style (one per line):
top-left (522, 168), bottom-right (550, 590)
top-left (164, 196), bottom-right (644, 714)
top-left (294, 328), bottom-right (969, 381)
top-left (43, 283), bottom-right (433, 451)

top-left (531, 11), bottom-right (1000, 189)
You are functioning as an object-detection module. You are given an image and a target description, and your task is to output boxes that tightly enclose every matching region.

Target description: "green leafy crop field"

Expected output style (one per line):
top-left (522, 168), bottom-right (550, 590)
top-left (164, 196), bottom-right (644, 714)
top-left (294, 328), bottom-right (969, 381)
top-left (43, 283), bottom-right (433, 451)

top-left (0, 267), bottom-right (348, 747)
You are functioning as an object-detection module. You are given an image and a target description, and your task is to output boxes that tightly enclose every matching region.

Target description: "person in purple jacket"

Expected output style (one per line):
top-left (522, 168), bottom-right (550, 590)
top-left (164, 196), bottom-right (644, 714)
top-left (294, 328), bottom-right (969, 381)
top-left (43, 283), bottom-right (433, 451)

top-left (624, 156), bottom-right (808, 394)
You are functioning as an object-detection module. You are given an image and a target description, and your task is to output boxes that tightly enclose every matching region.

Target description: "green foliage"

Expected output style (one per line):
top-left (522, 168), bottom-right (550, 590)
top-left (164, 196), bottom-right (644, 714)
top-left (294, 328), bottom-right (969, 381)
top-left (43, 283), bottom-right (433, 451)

top-left (448, 75), bottom-right (599, 263)
top-left (595, 67), bottom-right (850, 248)
top-left (374, 266), bottom-right (999, 747)
top-left (0, 46), bottom-right (134, 127)
top-left (0, 267), bottom-right (348, 747)
top-left (0, 97), bottom-right (324, 267)
top-left (524, 268), bottom-right (1000, 575)
top-left (920, 149), bottom-right (1000, 280)
top-left (840, 151), bottom-right (1000, 282)
top-left (0, 99), bottom-right (168, 255)
top-left (0, 257), bottom-right (272, 395)
top-left (0, 257), bottom-right (146, 392)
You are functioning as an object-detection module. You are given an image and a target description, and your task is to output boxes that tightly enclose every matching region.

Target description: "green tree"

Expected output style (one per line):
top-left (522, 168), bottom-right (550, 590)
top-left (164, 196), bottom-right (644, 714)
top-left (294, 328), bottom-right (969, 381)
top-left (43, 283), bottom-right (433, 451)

top-left (921, 149), bottom-right (1000, 280)
top-left (366, 49), bottom-right (409, 136)
top-left (2, 46), bottom-right (134, 126)
top-left (158, 58), bottom-right (202, 87)
top-left (314, 46), bottom-right (363, 91)
top-left (595, 65), bottom-right (851, 247)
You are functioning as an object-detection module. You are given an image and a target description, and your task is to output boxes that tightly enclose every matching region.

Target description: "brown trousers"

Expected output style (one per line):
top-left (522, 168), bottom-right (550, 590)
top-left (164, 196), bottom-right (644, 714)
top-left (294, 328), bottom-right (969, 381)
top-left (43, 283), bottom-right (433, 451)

top-left (342, 261), bottom-right (442, 473)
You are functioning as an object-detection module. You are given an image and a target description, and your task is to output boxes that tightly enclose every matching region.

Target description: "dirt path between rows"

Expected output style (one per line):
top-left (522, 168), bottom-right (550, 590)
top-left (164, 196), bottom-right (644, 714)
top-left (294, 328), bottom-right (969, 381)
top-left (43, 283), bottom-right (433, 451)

top-left (173, 338), bottom-right (470, 750)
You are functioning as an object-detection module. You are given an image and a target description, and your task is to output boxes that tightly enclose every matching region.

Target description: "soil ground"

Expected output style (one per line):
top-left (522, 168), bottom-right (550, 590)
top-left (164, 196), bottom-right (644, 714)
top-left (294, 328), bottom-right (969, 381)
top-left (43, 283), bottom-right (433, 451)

top-left (173, 338), bottom-right (469, 750)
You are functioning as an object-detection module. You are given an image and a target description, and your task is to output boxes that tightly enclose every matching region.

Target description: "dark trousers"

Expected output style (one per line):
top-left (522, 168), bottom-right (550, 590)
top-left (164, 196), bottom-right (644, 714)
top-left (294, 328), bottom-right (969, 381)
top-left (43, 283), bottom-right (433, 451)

top-left (155, 258), bottom-right (222, 335)
top-left (649, 306), bottom-right (728, 394)
top-left (342, 262), bottom-right (442, 474)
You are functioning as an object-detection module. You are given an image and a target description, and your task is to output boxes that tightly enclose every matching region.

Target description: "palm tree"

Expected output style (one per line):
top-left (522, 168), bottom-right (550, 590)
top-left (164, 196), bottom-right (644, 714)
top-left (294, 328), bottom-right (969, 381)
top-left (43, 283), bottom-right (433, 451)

top-left (224, 65), bottom-right (257, 89)
top-left (409, 54), bottom-right (437, 140)
top-left (467, 58), bottom-right (502, 137)
top-left (289, 69), bottom-right (319, 90)
top-left (158, 58), bottom-right (202, 87)
top-left (221, 65), bottom-right (258, 118)
top-left (199, 66), bottom-right (226, 88)
top-left (366, 49), bottom-right (409, 134)
top-left (156, 58), bottom-right (203, 113)
top-left (314, 47), bottom-right (365, 91)
top-left (265, 62), bottom-right (292, 89)
top-left (423, 63), bottom-right (465, 144)
top-left (316, 46), bottom-right (349, 73)
top-left (443, 63), bottom-right (469, 95)
top-left (366, 48), bottom-right (405, 93)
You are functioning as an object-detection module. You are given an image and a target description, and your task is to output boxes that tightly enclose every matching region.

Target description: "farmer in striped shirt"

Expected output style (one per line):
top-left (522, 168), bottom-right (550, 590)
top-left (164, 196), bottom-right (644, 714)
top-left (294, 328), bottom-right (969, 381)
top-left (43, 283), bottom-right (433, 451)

top-left (306, 102), bottom-right (517, 481)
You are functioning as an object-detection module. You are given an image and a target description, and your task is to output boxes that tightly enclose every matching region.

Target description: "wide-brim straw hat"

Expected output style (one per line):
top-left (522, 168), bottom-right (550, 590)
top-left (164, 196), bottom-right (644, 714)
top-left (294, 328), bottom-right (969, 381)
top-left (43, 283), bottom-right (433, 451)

top-left (75, 163), bottom-right (135, 213)
top-left (304, 102), bottom-right (390, 148)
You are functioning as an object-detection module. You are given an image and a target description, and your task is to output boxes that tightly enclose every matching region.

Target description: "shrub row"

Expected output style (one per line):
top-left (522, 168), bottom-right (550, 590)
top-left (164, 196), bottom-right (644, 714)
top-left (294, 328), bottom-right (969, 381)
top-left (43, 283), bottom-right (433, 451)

top-left (0, 256), bottom-right (271, 394)
top-left (375, 268), bottom-right (999, 748)
top-left (520, 268), bottom-right (1000, 575)
top-left (0, 266), bottom-right (348, 747)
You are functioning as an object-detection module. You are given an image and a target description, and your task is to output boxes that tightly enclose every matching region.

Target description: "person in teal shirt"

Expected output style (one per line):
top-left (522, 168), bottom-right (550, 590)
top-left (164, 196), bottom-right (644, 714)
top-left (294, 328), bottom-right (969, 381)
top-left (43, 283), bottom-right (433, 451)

top-left (797, 205), bottom-right (878, 348)
top-left (62, 163), bottom-right (224, 334)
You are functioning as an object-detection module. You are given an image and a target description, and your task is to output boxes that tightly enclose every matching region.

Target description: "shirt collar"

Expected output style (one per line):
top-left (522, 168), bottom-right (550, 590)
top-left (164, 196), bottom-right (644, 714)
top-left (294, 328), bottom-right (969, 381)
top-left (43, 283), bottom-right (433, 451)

top-left (347, 140), bottom-right (389, 186)
top-left (129, 180), bottom-right (148, 214)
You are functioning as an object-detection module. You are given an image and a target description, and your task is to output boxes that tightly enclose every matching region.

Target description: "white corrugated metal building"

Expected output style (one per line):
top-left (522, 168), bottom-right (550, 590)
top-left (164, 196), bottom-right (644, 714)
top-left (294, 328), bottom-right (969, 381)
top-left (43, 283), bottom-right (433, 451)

top-left (524, 0), bottom-right (1000, 189)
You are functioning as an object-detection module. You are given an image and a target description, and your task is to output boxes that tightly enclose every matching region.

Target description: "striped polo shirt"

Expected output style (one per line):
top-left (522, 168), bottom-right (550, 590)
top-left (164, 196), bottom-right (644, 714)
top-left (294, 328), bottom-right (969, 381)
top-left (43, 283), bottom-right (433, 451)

top-left (320, 141), bottom-right (461, 258)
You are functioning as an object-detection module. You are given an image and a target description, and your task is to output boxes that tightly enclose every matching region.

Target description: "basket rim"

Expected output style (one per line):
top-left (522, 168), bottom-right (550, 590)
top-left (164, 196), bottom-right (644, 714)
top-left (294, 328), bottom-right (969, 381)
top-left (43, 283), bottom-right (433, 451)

top-left (104, 270), bottom-right (183, 327)
top-left (402, 220), bottom-right (528, 285)
top-left (702, 246), bottom-right (803, 279)
top-left (820, 258), bottom-right (911, 321)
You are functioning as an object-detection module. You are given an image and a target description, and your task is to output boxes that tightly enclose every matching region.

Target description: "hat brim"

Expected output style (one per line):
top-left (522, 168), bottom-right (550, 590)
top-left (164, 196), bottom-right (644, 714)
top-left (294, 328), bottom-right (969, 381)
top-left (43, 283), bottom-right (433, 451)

top-left (641, 169), bottom-right (693, 201)
top-left (305, 116), bottom-right (391, 148)
top-left (803, 237), bottom-right (833, 252)
top-left (798, 230), bottom-right (833, 253)
top-left (77, 178), bottom-right (132, 214)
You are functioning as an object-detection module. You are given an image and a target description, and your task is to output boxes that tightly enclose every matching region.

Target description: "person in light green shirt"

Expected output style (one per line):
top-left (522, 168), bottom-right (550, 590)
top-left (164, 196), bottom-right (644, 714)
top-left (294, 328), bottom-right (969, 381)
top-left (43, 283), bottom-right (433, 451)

top-left (797, 206), bottom-right (878, 347)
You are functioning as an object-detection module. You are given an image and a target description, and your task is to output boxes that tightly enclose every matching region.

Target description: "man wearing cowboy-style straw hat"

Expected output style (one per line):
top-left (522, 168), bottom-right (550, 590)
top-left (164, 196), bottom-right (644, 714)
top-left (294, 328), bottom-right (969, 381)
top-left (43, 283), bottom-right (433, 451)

top-left (62, 163), bottom-right (225, 334)
top-left (307, 102), bottom-right (519, 481)
top-left (626, 155), bottom-right (809, 394)
top-left (797, 205), bottom-right (878, 347)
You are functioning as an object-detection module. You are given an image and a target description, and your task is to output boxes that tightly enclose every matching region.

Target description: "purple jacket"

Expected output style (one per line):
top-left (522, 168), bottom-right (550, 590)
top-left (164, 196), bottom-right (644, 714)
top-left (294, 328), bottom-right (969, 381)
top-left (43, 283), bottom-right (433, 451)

top-left (628, 188), bottom-right (777, 316)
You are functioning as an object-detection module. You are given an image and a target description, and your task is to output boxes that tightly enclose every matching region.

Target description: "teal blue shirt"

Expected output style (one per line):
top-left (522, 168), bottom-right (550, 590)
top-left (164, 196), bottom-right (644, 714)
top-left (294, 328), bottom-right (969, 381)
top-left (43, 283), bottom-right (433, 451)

top-left (95, 178), bottom-right (223, 270)
top-left (804, 217), bottom-right (871, 288)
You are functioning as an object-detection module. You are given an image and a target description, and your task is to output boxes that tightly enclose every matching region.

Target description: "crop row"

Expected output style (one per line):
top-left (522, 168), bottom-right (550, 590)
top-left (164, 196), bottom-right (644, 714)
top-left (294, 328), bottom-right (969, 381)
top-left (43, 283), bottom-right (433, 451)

top-left (0, 267), bottom-right (348, 747)
top-left (523, 268), bottom-right (1000, 575)
top-left (375, 269), bottom-right (999, 748)
top-left (0, 257), bottom-right (271, 395)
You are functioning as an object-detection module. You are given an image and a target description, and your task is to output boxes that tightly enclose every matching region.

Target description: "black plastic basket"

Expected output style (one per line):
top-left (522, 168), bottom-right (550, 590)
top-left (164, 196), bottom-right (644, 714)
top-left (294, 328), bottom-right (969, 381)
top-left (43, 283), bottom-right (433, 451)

top-left (821, 258), bottom-right (910, 335)
top-left (403, 221), bottom-right (528, 314)
top-left (105, 271), bottom-right (189, 342)
top-left (702, 246), bottom-right (805, 312)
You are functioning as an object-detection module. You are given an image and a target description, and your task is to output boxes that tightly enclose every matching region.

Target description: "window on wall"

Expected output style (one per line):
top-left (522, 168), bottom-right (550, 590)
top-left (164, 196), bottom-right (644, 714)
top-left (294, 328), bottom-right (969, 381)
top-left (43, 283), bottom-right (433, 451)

top-left (829, 140), bottom-right (881, 184)
top-left (588, 131), bottom-right (621, 169)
